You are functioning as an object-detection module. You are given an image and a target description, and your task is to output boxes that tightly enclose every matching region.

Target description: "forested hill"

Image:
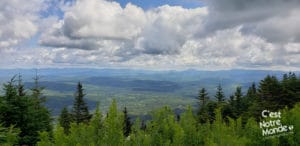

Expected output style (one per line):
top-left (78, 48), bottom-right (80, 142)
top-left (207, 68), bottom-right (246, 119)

top-left (0, 71), bottom-right (299, 145)
top-left (0, 68), bottom-right (292, 115)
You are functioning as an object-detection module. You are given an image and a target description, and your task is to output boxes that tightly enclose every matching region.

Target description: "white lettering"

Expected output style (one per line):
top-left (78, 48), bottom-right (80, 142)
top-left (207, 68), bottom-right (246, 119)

top-left (262, 110), bottom-right (269, 118)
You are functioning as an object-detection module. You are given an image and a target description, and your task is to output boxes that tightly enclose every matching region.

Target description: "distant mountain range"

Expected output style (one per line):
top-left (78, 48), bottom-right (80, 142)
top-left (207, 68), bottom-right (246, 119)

top-left (0, 68), bottom-right (297, 116)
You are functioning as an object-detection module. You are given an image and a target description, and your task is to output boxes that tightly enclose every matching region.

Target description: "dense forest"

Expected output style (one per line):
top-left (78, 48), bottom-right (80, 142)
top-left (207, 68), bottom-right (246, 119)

top-left (0, 72), bottom-right (300, 145)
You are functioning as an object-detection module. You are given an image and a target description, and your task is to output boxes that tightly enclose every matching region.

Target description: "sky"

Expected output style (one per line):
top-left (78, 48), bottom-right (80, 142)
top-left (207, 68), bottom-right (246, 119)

top-left (0, 0), bottom-right (300, 71)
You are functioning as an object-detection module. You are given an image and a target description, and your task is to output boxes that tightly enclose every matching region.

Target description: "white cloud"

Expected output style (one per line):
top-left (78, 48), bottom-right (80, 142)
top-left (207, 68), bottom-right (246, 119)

top-left (252, 9), bottom-right (300, 43)
top-left (62, 0), bottom-right (146, 40)
top-left (202, 0), bottom-right (300, 44)
top-left (285, 43), bottom-right (300, 54)
top-left (0, 0), bottom-right (44, 48)
top-left (1, 0), bottom-right (300, 70)
top-left (40, 0), bottom-right (208, 59)
top-left (36, 0), bottom-right (300, 70)
top-left (133, 5), bottom-right (207, 55)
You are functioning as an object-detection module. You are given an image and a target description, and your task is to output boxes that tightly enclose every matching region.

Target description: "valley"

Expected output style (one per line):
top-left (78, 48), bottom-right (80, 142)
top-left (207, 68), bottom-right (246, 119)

top-left (0, 68), bottom-right (287, 116)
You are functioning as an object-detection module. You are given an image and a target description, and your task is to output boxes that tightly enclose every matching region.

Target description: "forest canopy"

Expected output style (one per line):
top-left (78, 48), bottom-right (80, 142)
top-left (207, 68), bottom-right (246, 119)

top-left (0, 72), bottom-right (299, 145)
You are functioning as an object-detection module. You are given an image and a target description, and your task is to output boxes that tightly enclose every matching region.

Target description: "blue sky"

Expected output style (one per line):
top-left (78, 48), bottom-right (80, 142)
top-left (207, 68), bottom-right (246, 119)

top-left (41, 0), bottom-right (204, 19)
top-left (115, 0), bottom-right (204, 9)
top-left (0, 0), bottom-right (300, 70)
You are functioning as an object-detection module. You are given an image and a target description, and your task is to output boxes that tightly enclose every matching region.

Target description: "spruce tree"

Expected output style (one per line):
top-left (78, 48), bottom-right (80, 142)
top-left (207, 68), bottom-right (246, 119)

top-left (89, 102), bottom-right (104, 145)
top-left (140, 120), bottom-right (146, 131)
top-left (71, 82), bottom-right (91, 124)
top-left (27, 74), bottom-right (52, 145)
top-left (215, 84), bottom-right (225, 103)
top-left (0, 75), bottom-right (52, 145)
top-left (198, 88), bottom-right (209, 106)
top-left (0, 124), bottom-right (20, 145)
top-left (1, 76), bottom-right (18, 127)
top-left (206, 101), bottom-right (218, 123)
top-left (258, 75), bottom-right (282, 110)
top-left (17, 74), bottom-right (26, 97)
top-left (180, 106), bottom-right (202, 145)
top-left (245, 82), bottom-right (263, 120)
top-left (104, 99), bottom-right (124, 145)
top-left (246, 83), bottom-right (256, 98)
top-left (281, 72), bottom-right (300, 108)
top-left (123, 107), bottom-right (132, 137)
top-left (229, 95), bottom-right (235, 107)
top-left (31, 72), bottom-right (45, 102)
top-left (234, 86), bottom-right (243, 116)
top-left (222, 95), bottom-right (236, 120)
top-left (197, 88), bottom-right (210, 123)
top-left (59, 107), bottom-right (72, 134)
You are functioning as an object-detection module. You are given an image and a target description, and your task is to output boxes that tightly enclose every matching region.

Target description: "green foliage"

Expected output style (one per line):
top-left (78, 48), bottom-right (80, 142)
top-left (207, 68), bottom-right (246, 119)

top-left (0, 76), bottom-right (52, 145)
top-left (180, 106), bottom-right (204, 145)
top-left (0, 124), bottom-right (20, 146)
top-left (123, 107), bottom-right (132, 137)
top-left (2, 72), bottom-right (300, 146)
top-left (58, 107), bottom-right (72, 134)
top-left (71, 82), bottom-right (92, 124)
top-left (197, 88), bottom-right (210, 123)
top-left (128, 118), bottom-right (151, 145)
top-left (104, 99), bottom-right (124, 146)
top-left (258, 75), bottom-right (283, 110)
top-left (37, 131), bottom-right (53, 146)
top-left (199, 88), bottom-right (209, 106)
top-left (147, 106), bottom-right (182, 145)
top-left (206, 101), bottom-right (218, 123)
top-left (88, 102), bottom-right (104, 145)
top-left (38, 101), bottom-right (300, 146)
top-left (215, 84), bottom-right (225, 103)
top-left (284, 103), bottom-right (300, 145)
top-left (205, 109), bottom-right (250, 146)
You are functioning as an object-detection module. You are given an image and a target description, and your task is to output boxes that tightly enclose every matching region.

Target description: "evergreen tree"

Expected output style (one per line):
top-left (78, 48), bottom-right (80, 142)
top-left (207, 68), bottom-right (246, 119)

top-left (31, 72), bottom-right (45, 102)
top-left (71, 82), bottom-right (91, 124)
top-left (180, 106), bottom-right (203, 145)
top-left (104, 99), bottom-right (124, 145)
top-left (140, 120), bottom-right (146, 131)
top-left (229, 95), bottom-right (235, 107)
top-left (128, 118), bottom-right (150, 145)
top-left (0, 76), bottom-right (52, 145)
top-left (26, 74), bottom-right (52, 145)
top-left (0, 124), bottom-right (20, 145)
top-left (206, 101), bottom-right (218, 123)
top-left (1, 76), bottom-right (18, 127)
top-left (88, 102), bottom-right (104, 145)
top-left (258, 75), bottom-right (282, 110)
top-left (234, 86), bottom-right (243, 116)
top-left (281, 72), bottom-right (300, 108)
top-left (17, 74), bottom-right (25, 97)
top-left (215, 84), bottom-right (225, 103)
top-left (198, 88), bottom-right (209, 106)
top-left (58, 107), bottom-right (72, 134)
top-left (224, 86), bottom-right (244, 121)
top-left (197, 88), bottom-right (210, 123)
top-left (123, 107), bottom-right (132, 137)
top-left (245, 83), bottom-right (263, 121)
top-left (147, 106), bottom-right (183, 145)
top-left (246, 82), bottom-right (256, 98)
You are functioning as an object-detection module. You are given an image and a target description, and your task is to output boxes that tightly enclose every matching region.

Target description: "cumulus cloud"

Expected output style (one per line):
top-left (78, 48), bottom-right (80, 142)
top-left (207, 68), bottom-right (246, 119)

top-left (0, 0), bottom-right (44, 48)
top-left (202, 0), bottom-right (300, 43)
top-left (133, 5), bottom-right (206, 55)
top-left (252, 9), bottom-right (300, 43)
top-left (40, 0), bottom-right (148, 51)
top-left (40, 0), bottom-right (207, 55)
top-left (35, 0), bottom-right (300, 70)
top-left (2, 0), bottom-right (300, 70)
top-left (62, 0), bottom-right (146, 40)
